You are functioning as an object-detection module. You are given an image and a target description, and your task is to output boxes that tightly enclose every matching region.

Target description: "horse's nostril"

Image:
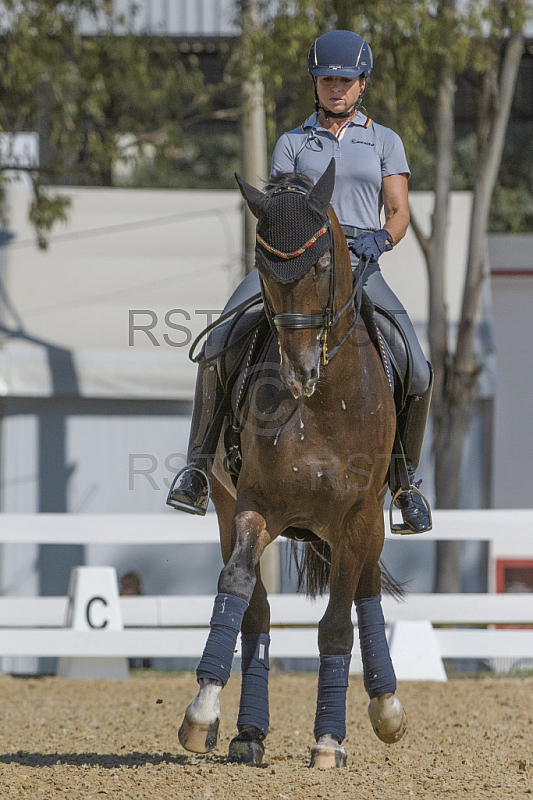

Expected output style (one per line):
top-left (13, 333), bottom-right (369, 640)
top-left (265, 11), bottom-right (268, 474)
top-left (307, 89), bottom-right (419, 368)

top-left (309, 367), bottom-right (318, 382)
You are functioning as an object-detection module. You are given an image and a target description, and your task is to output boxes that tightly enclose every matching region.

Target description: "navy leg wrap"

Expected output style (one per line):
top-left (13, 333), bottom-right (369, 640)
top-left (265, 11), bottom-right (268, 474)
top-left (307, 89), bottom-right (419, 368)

top-left (237, 633), bottom-right (270, 737)
top-left (313, 654), bottom-right (351, 743)
top-left (355, 594), bottom-right (397, 699)
top-left (196, 593), bottom-right (248, 686)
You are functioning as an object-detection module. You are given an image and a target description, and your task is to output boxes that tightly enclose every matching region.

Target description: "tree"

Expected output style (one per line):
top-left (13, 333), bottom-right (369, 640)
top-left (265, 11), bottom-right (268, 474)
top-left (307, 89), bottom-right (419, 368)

top-left (0, 0), bottom-right (215, 247)
top-left (408, 1), bottom-right (526, 590)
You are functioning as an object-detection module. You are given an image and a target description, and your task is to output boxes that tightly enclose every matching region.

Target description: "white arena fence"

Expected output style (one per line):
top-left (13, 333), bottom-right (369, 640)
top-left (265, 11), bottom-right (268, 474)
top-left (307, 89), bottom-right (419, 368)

top-left (0, 511), bottom-right (532, 680)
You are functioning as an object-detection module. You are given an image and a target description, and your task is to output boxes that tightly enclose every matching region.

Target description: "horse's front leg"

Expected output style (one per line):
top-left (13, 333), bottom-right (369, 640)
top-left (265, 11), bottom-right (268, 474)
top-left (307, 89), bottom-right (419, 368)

top-left (355, 561), bottom-right (407, 745)
top-left (310, 539), bottom-right (362, 769)
top-left (178, 510), bottom-right (270, 755)
top-left (227, 565), bottom-right (271, 765)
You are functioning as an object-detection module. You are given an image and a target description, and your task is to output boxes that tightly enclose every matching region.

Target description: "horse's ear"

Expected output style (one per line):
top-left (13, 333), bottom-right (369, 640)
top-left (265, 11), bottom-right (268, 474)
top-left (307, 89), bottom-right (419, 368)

top-left (234, 173), bottom-right (271, 219)
top-left (306, 158), bottom-right (336, 216)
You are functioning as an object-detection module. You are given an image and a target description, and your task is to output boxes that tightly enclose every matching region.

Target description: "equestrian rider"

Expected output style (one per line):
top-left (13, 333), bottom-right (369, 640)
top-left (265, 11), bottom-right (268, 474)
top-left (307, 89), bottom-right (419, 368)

top-left (167, 29), bottom-right (433, 534)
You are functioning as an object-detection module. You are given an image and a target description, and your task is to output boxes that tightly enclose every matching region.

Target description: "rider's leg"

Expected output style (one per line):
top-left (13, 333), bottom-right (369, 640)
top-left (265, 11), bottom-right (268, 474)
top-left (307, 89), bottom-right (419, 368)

top-left (166, 359), bottom-right (226, 514)
top-left (167, 270), bottom-right (262, 515)
top-left (393, 370), bottom-right (433, 532)
top-left (357, 261), bottom-right (433, 533)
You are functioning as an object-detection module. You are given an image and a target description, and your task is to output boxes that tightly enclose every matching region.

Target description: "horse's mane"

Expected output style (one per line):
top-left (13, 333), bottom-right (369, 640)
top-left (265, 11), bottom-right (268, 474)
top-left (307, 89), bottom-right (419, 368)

top-left (264, 172), bottom-right (314, 194)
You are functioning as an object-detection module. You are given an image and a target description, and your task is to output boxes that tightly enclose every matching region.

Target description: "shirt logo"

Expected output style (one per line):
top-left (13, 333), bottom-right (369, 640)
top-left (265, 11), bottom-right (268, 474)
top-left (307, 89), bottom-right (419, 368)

top-left (351, 139), bottom-right (374, 146)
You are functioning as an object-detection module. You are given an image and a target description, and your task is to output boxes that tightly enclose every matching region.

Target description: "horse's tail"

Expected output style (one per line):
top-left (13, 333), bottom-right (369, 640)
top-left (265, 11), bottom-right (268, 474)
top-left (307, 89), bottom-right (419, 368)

top-left (289, 541), bottom-right (406, 601)
top-left (379, 561), bottom-right (406, 601)
top-left (289, 540), bottom-right (331, 598)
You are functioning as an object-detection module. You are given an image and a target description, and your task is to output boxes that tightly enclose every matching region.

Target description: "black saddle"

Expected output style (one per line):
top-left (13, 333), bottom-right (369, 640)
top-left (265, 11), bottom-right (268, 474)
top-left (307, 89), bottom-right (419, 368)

top-left (361, 297), bottom-right (412, 412)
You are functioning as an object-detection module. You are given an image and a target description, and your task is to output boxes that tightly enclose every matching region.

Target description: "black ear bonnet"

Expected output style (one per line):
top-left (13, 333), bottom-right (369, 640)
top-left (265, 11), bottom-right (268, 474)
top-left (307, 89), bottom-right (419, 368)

top-left (235, 159), bottom-right (336, 285)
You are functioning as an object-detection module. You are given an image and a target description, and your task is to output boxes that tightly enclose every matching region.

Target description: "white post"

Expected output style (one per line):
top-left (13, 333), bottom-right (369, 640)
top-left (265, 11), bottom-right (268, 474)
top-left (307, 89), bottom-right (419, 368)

top-left (57, 566), bottom-right (129, 680)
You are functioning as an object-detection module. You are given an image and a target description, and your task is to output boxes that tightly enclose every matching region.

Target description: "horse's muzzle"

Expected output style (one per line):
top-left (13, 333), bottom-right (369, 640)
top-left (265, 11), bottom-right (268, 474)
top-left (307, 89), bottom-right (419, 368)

top-left (282, 365), bottom-right (319, 399)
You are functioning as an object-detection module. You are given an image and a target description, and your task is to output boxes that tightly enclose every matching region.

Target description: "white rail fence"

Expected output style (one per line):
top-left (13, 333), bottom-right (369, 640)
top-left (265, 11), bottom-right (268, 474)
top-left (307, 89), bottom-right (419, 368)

top-left (0, 511), bottom-right (532, 680)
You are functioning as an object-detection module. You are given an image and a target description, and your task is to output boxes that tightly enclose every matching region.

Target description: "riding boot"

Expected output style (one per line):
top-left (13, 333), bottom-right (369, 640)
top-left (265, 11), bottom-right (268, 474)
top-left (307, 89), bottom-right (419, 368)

top-left (166, 359), bottom-right (228, 515)
top-left (392, 366), bottom-right (433, 534)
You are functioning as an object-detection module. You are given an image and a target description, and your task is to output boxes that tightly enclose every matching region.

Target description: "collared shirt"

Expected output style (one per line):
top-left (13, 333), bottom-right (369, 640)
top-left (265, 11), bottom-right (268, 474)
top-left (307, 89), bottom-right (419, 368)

top-left (270, 112), bottom-right (410, 232)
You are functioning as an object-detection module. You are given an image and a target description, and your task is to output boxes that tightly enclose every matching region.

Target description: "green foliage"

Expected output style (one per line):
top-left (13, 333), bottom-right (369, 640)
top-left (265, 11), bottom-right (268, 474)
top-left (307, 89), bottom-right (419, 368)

top-left (489, 127), bottom-right (533, 231)
top-left (117, 132), bottom-right (242, 190)
top-left (28, 185), bottom-right (71, 250)
top-left (1, 0), bottom-right (531, 244)
top-left (255, 0), bottom-right (532, 232)
top-left (0, 0), bottom-right (220, 246)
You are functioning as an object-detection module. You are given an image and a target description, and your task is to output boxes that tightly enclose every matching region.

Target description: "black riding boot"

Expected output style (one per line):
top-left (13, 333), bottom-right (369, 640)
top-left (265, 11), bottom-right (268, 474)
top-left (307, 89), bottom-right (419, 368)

top-left (392, 367), bottom-right (433, 534)
top-left (166, 360), bottom-right (228, 515)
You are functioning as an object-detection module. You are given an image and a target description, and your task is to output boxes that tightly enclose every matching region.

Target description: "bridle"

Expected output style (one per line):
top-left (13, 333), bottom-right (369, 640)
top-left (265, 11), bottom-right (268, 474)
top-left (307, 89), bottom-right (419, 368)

top-left (258, 185), bottom-right (368, 366)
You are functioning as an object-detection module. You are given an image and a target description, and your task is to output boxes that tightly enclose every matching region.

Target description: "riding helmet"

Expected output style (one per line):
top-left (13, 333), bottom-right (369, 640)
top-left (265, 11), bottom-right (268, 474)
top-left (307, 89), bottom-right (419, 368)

top-left (308, 30), bottom-right (373, 79)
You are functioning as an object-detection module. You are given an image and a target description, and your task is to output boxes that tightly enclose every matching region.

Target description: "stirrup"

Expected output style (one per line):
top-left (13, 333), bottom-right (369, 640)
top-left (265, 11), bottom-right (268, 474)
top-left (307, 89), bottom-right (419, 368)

top-left (389, 485), bottom-right (433, 535)
top-left (166, 466), bottom-right (211, 516)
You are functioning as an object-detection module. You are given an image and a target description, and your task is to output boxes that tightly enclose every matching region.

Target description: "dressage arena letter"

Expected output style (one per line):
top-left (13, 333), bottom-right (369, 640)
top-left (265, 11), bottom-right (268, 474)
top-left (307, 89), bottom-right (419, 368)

top-left (86, 596), bottom-right (109, 629)
top-left (57, 567), bottom-right (129, 680)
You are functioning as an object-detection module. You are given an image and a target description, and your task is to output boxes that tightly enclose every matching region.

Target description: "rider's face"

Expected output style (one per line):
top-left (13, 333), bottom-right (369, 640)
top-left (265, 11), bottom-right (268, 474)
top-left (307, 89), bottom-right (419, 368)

top-left (316, 75), bottom-right (365, 116)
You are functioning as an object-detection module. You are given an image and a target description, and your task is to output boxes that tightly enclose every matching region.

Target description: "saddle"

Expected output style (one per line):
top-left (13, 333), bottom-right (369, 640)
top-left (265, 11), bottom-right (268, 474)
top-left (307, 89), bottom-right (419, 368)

top-left (362, 297), bottom-right (412, 412)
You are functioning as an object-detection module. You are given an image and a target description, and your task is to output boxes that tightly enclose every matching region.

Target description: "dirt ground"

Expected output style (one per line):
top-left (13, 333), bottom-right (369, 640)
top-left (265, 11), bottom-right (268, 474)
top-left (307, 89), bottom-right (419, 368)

top-left (0, 671), bottom-right (531, 800)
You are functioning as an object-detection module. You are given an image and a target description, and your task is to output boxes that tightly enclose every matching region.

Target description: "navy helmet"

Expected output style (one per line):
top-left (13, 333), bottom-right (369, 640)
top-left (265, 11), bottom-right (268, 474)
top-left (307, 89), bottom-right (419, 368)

top-left (308, 30), bottom-right (373, 79)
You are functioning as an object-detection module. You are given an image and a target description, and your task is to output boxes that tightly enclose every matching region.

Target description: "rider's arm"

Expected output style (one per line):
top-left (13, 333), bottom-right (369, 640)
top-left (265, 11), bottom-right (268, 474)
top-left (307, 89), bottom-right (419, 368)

top-left (381, 173), bottom-right (409, 247)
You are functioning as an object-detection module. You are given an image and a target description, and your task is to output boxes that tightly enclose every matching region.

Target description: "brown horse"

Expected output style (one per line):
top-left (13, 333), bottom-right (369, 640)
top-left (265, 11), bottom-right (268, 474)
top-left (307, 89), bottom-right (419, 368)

top-left (178, 160), bottom-right (407, 768)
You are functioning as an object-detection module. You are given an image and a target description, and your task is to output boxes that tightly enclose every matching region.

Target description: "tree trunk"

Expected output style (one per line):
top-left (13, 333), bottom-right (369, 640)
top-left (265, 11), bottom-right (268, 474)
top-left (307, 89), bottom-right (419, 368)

top-left (410, 12), bottom-right (459, 590)
top-left (241, 0), bottom-right (268, 276)
top-left (432, 30), bottom-right (523, 592)
top-left (433, 368), bottom-right (478, 592)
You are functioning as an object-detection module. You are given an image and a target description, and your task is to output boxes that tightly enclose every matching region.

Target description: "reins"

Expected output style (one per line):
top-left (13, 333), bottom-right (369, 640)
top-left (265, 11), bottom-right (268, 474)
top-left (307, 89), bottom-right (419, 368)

top-left (188, 292), bottom-right (263, 364)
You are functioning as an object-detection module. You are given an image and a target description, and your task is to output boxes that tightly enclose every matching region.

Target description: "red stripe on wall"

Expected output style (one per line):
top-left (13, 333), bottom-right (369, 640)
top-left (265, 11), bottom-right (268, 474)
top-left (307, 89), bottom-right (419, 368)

top-left (490, 269), bottom-right (533, 277)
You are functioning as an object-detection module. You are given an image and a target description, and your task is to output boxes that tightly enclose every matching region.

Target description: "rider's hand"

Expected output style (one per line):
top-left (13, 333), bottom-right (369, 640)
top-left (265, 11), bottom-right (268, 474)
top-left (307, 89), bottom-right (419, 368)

top-left (348, 229), bottom-right (394, 263)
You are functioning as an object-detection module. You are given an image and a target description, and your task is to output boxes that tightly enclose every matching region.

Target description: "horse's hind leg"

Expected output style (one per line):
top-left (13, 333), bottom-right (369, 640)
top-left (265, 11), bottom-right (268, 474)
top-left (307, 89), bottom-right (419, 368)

top-left (227, 566), bottom-right (270, 765)
top-left (355, 561), bottom-right (407, 744)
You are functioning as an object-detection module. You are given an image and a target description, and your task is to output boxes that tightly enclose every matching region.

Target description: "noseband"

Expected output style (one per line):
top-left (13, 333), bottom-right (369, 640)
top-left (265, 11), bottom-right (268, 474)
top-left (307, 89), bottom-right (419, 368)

top-left (258, 186), bottom-right (366, 365)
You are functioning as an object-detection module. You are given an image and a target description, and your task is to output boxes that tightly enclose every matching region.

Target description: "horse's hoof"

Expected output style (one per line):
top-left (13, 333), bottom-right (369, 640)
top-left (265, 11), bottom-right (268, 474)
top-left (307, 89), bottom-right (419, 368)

top-left (309, 736), bottom-right (347, 769)
top-left (368, 693), bottom-right (407, 744)
top-left (227, 728), bottom-right (265, 765)
top-left (178, 714), bottom-right (220, 753)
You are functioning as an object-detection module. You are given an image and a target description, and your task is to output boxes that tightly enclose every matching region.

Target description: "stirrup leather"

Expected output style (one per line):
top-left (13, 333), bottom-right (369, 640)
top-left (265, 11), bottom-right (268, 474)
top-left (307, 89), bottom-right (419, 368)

top-left (389, 484), bottom-right (433, 535)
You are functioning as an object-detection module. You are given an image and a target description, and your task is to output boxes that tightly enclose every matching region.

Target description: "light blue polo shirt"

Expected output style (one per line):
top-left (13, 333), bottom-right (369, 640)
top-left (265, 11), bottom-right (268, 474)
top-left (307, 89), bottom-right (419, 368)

top-left (270, 112), bottom-right (410, 232)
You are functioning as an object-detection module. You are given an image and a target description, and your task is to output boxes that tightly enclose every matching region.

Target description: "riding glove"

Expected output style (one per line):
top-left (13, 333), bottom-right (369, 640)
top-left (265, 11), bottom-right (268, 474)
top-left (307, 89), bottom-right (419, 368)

top-left (349, 229), bottom-right (394, 263)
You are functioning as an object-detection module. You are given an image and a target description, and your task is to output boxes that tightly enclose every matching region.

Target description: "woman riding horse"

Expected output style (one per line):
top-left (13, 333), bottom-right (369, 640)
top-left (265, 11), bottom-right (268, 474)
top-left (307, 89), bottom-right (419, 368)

top-left (175, 161), bottom-right (408, 768)
top-left (168, 29), bottom-right (432, 535)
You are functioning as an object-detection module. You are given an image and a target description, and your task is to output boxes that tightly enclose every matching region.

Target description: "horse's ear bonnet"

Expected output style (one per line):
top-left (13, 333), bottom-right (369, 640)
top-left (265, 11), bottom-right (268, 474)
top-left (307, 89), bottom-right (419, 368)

top-left (234, 160), bottom-right (336, 284)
